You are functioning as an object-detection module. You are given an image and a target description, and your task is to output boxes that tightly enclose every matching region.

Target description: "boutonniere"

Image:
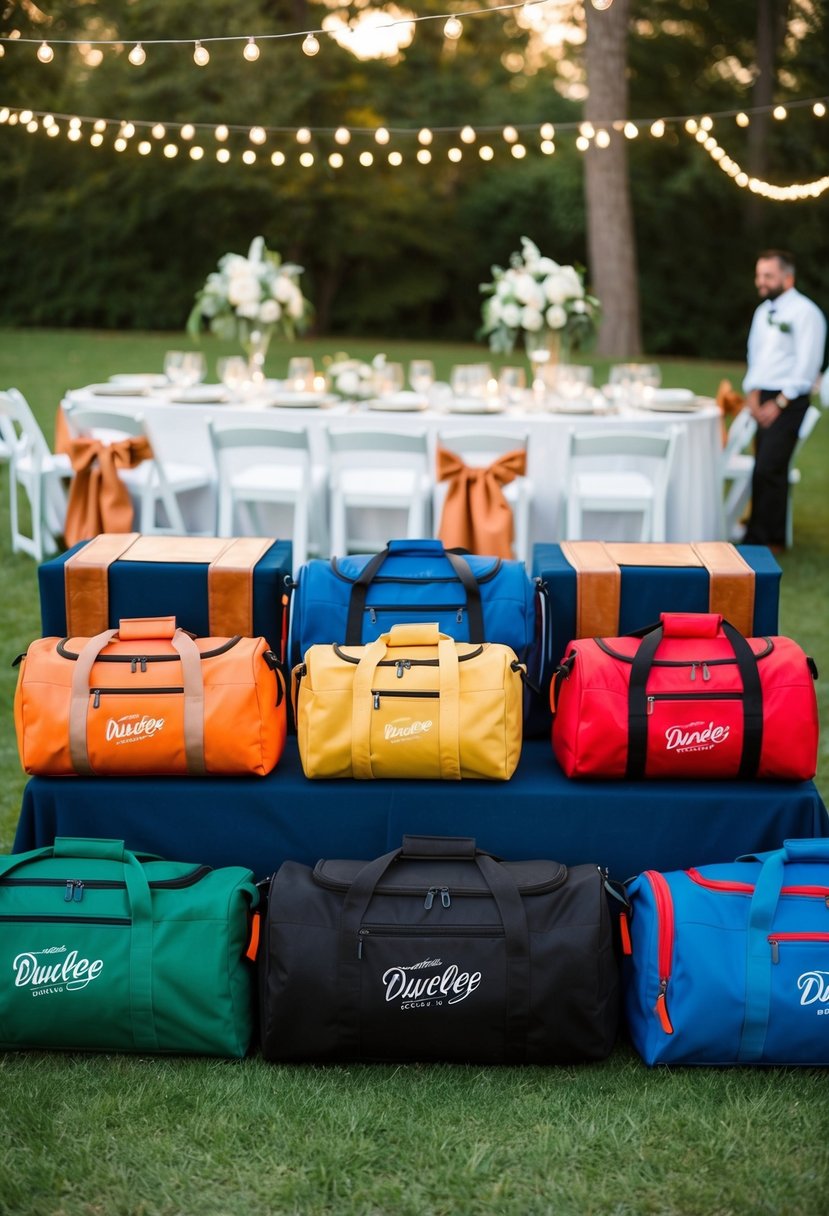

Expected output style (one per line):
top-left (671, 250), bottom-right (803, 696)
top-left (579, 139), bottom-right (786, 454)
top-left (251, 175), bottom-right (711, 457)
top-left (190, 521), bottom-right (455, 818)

top-left (767, 311), bottom-right (792, 334)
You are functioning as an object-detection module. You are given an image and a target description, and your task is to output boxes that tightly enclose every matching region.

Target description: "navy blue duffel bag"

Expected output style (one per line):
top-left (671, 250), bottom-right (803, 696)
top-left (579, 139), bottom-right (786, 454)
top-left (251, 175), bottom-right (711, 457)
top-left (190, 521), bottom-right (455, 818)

top-left (624, 838), bottom-right (829, 1066)
top-left (289, 539), bottom-right (540, 667)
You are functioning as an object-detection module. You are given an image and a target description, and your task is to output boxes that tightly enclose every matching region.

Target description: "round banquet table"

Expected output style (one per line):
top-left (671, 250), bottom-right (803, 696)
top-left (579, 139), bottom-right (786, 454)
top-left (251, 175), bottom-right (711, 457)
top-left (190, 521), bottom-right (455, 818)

top-left (62, 385), bottom-right (726, 550)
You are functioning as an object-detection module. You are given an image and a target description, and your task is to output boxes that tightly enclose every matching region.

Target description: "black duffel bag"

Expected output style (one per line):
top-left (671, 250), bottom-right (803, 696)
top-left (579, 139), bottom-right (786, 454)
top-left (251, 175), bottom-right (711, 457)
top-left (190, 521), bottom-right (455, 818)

top-left (259, 835), bottom-right (620, 1064)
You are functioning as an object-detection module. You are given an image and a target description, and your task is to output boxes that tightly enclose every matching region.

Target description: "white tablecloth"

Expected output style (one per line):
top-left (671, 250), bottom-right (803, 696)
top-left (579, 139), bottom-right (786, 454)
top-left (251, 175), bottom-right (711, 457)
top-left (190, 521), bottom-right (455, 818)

top-left (63, 386), bottom-right (726, 550)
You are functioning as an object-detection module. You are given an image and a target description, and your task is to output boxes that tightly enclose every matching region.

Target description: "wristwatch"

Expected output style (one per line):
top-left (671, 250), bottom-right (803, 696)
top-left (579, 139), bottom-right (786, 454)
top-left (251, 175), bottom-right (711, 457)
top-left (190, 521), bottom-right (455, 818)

top-left (775, 393), bottom-right (789, 410)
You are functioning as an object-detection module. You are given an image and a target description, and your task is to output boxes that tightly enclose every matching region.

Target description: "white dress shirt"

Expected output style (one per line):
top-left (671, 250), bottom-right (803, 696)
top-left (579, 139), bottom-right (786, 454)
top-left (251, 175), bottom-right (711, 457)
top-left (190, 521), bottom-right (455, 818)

top-left (743, 286), bottom-right (827, 400)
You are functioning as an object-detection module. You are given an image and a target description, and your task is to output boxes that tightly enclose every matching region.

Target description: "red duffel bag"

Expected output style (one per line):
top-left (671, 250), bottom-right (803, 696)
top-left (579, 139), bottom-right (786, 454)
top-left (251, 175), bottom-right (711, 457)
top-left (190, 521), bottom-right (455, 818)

top-left (551, 612), bottom-right (818, 780)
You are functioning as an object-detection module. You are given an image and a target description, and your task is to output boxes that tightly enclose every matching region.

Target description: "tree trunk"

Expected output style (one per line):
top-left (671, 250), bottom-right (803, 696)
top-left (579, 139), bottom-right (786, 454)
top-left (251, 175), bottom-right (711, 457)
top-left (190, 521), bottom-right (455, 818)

top-left (583, 0), bottom-right (642, 357)
top-left (746, 0), bottom-right (785, 235)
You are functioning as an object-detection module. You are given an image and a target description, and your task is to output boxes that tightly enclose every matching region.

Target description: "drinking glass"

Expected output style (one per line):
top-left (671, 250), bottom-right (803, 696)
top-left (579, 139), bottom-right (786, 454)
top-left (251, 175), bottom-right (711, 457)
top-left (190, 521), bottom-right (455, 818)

top-left (409, 359), bottom-right (435, 394)
top-left (451, 363), bottom-right (490, 399)
top-left (497, 366), bottom-right (527, 406)
top-left (217, 356), bottom-right (250, 396)
top-left (287, 357), bottom-right (315, 392)
top-left (555, 364), bottom-right (594, 400)
top-left (524, 328), bottom-right (561, 399)
top-left (375, 362), bottom-right (405, 397)
top-left (164, 350), bottom-right (205, 387)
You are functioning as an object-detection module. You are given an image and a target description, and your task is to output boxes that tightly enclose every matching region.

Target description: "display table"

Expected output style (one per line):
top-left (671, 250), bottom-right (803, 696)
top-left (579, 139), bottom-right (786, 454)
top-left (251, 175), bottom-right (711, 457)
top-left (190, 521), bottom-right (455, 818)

top-left (15, 741), bottom-right (827, 881)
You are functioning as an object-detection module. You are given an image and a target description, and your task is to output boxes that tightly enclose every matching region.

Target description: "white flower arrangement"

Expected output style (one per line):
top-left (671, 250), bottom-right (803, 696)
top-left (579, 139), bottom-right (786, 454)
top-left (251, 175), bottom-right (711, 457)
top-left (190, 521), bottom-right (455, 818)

top-left (479, 237), bottom-right (600, 354)
top-left (187, 236), bottom-right (312, 342)
top-left (324, 353), bottom-right (380, 399)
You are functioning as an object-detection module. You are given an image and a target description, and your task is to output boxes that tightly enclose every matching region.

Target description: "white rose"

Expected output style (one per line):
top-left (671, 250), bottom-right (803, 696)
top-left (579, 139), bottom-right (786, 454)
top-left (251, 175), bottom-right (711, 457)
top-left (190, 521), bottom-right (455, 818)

top-left (543, 273), bottom-right (572, 305)
top-left (512, 272), bottom-right (537, 305)
top-left (486, 296), bottom-right (504, 324)
top-left (545, 304), bottom-right (568, 330)
top-left (336, 369), bottom-right (362, 396)
top-left (501, 302), bottom-right (522, 328)
top-left (273, 275), bottom-right (295, 304)
top-left (286, 284), bottom-right (305, 320)
top-left (536, 256), bottom-right (558, 275)
top-left (520, 236), bottom-right (541, 269)
top-left (228, 270), bottom-right (261, 308)
top-left (259, 299), bottom-right (281, 323)
top-left (571, 298), bottom-right (588, 314)
top-left (560, 265), bottom-right (584, 297)
top-left (522, 306), bottom-right (544, 332)
top-left (236, 302), bottom-right (260, 320)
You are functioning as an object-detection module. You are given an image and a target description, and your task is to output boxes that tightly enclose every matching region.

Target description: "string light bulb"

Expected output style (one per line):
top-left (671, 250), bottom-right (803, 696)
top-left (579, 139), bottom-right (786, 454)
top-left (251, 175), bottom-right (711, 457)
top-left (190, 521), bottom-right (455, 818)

top-left (595, 128), bottom-right (611, 148)
top-left (773, 105), bottom-right (787, 120)
top-left (736, 112), bottom-right (750, 127)
top-left (813, 102), bottom-right (826, 118)
top-left (215, 125), bottom-right (229, 142)
top-left (388, 150), bottom-right (403, 166)
top-left (685, 118), bottom-right (698, 134)
top-left (163, 143), bottom-right (178, 158)
top-left (90, 132), bottom-right (104, 146)
top-left (128, 43), bottom-right (146, 66)
top-left (243, 38), bottom-right (260, 62)
top-left (180, 123), bottom-right (195, 141)
top-left (20, 110), bottom-right (34, 124)
top-left (575, 135), bottom-right (589, 152)
top-left (37, 41), bottom-right (54, 63)
top-left (193, 41), bottom-right (210, 66)
top-left (299, 151), bottom-right (315, 167)
top-left (114, 137), bottom-right (128, 152)
top-left (217, 148), bottom-right (231, 163)
top-left (540, 139), bottom-right (555, 155)
top-left (47, 124), bottom-right (60, 137)
top-left (623, 122), bottom-right (638, 139)
top-left (650, 119), bottom-right (665, 138)
top-left (329, 152), bottom-right (344, 168)
top-left (448, 147), bottom-right (462, 162)
top-left (418, 128), bottom-right (433, 146)
top-left (120, 122), bottom-right (136, 138)
top-left (591, 0), bottom-right (614, 9)
top-left (443, 17), bottom-right (463, 39)
top-left (502, 125), bottom-right (518, 143)
top-left (302, 34), bottom-right (320, 57)
top-left (68, 127), bottom-right (82, 142)
top-left (296, 128), bottom-right (312, 144)
top-left (138, 140), bottom-right (151, 155)
top-left (479, 145), bottom-right (494, 161)
top-left (334, 127), bottom-right (350, 145)
top-left (460, 125), bottom-right (476, 143)
top-left (249, 126), bottom-right (267, 145)
top-left (540, 122), bottom-right (555, 140)
top-left (511, 144), bottom-right (526, 159)
top-left (359, 151), bottom-right (374, 166)
top-left (242, 150), bottom-right (256, 165)
top-left (94, 119), bottom-right (107, 133)
top-left (417, 148), bottom-right (432, 164)
top-left (271, 151), bottom-right (285, 165)
top-left (374, 127), bottom-right (390, 145)
top-left (700, 115), bottom-right (713, 131)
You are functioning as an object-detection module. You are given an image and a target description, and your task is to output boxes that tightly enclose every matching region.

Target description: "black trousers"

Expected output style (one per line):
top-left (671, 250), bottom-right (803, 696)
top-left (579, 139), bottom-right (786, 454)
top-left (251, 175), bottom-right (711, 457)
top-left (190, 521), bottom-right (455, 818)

top-left (742, 391), bottom-right (809, 547)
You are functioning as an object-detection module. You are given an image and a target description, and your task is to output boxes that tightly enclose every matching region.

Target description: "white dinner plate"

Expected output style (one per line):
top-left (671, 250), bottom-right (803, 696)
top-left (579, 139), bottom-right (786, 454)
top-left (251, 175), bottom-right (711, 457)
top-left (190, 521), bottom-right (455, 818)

top-left (636, 396), bottom-right (702, 413)
top-left (547, 397), bottom-right (597, 414)
top-left (446, 398), bottom-right (505, 415)
top-left (109, 374), bottom-right (169, 388)
top-left (264, 391), bottom-right (336, 408)
top-left (86, 382), bottom-right (150, 397)
top-left (166, 385), bottom-right (229, 404)
top-left (367, 392), bottom-right (428, 412)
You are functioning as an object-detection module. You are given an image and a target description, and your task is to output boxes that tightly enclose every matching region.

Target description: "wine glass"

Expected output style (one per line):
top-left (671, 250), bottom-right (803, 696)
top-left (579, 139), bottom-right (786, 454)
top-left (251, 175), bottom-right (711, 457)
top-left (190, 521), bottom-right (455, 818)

top-left (497, 366), bottom-right (527, 407)
top-left (287, 357), bottom-right (315, 392)
top-left (217, 356), bottom-right (250, 397)
top-left (164, 351), bottom-right (205, 388)
top-left (409, 359), bottom-right (435, 395)
top-left (375, 362), bottom-right (405, 397)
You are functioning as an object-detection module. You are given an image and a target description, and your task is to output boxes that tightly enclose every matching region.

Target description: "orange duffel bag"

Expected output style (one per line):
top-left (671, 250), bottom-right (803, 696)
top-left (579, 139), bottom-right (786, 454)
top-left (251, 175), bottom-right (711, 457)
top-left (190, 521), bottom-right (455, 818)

top-left (14, 616), bottom-right (286, 777)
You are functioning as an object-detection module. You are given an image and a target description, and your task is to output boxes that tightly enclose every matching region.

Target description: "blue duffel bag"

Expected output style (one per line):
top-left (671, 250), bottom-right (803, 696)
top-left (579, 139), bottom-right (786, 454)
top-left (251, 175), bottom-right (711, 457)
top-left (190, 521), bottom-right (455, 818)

top-left (289, 539), bottom-right (540, 667)
top-left (624, 838), bottom-right (829, 1066)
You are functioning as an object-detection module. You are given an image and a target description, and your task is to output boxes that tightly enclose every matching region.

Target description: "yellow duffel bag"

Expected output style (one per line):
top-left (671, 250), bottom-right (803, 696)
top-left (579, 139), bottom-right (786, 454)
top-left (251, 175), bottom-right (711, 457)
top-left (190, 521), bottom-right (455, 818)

top-left (293, 622), bottom-right (525, 780)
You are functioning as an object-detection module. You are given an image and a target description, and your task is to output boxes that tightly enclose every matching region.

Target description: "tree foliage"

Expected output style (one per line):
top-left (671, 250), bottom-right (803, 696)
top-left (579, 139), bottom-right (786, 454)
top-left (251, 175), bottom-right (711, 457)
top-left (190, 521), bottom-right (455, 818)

top-left (0, 0), bottom-right (827, 358)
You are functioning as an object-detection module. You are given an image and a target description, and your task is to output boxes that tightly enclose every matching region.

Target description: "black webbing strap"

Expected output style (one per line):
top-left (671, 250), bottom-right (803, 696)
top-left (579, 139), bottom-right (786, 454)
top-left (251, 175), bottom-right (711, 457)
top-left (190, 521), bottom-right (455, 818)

top-left (626, 620), bottom-right (765, 779)
top-left (344, 547), bottom-right (485, 644)
top-left (335, 842), bottom-right (530, 1062)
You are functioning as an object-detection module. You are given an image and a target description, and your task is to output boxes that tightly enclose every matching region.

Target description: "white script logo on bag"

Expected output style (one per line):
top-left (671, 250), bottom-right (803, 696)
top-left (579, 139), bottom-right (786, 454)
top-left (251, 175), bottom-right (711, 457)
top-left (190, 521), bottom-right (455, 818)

top-left (382, 957), bottom-right (482, 1010)
top-left (664, 719), bottom-right (730, 754)
top-left (106, 712), bottom-right (165, 745)
top-left (384, 717), bottom-right (433, 744)
top-left (797, 970), bottom-right (829, 1014)
top-left (13, 944), bottom-right (104, 998)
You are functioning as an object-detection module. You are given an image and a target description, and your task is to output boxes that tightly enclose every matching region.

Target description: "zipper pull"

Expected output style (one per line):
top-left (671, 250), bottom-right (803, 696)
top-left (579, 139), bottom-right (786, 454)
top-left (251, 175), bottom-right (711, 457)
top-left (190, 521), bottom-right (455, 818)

top-left (396, 661), bottom-right (405, 679)
top-left (770, 938), bottom-right (779, 964)
top-left (689, 663), bottom-right (697, 682)
top-left (373, 692), bottom-right (380, 710)
top-left (456, 608), bottom-right (463, 624)
top-left (702, 663), bottom-right (711, 681)
top-left (141, 657), bottom-right (147, 673)
top-left (131, 656), bottom-right (138, 674)
top-left (93, 689), bottom-right (101, 709)
top-left (441, 887), bottom-right (451, 908)
top-left (647, 696), bottom-right (655, 716)
top-left (424, 888), bottom-right (436, 910)
top-left (73, 880), bottom-right (84, 903)
top-left (64, 880), bottom-right (75, 902)
top-left (654, 979), bottom-right (674, 1034)
top-left (357, 928), bottom-right (369, 959)
top-left (369, 608), bottom-right (377, 625)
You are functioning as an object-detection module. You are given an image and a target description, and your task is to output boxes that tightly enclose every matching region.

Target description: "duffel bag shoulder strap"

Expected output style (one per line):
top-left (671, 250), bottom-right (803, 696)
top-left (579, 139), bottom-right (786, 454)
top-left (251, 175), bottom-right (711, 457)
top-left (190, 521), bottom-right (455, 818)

top-left (626, 613), bottom-right (764, 780)
top-left (351, 625), bottom-right (461, 780)
top-left (740, 838), bottom-right (829, 1061)
top-left (68, 622), bottom-right (206, 776)
top-left (336, 841), bottom-right (531, 1062)
top-left (344, 543), bottom-right (485, 644)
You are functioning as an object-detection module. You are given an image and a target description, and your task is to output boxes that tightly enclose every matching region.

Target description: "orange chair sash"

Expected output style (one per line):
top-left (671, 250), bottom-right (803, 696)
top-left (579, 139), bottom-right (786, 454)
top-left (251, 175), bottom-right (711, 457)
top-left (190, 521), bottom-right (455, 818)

top-left (436, 445), bottom-right (526, 559)
top-left (63, 434), bottom-right (153, 547)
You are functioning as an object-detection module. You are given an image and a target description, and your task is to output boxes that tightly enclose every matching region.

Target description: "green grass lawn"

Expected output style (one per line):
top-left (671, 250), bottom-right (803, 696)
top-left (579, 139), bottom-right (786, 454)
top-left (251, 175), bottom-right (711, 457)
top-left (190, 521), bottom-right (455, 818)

top-left (0, 328), bottom-right (827, 1216)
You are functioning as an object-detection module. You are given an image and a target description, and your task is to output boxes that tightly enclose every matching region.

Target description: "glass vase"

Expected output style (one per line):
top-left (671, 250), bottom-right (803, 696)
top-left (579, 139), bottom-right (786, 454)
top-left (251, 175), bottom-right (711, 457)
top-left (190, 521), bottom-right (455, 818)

top-left (238, 320), bottom-right (274, 383)
top-left (524, 326), bottom-right (563, 400)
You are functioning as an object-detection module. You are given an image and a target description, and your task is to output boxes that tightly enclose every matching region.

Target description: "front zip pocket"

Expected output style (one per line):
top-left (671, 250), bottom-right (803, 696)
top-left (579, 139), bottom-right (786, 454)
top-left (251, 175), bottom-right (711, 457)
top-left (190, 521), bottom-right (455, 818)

top-left (646, 692), bottom-right (744, 714)
top-left (91, 686), bottom-right (184, 708)
top-left (372, 689), bottom-right (440, 709)
top-left (769, 932), bottom-right (829, 963)
top-left (366, 604), bottom-right (467, 626)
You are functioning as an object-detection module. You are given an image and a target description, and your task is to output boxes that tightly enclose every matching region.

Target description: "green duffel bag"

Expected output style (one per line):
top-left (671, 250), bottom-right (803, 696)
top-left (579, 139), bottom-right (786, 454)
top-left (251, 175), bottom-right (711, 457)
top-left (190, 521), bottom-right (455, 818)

top-left (0, 837), bottom-right (259, 1057)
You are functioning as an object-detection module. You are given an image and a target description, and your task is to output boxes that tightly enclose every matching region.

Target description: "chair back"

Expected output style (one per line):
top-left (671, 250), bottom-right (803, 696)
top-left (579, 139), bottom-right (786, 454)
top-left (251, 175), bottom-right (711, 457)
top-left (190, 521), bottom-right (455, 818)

top-left (325, 428), bottom-right (429, 476)
top-left (62, 406), bottom-right (146, 443)
top-left (0, 388), bottom-right (54, 468)
top-left (568, 429), bottom-right (676, 462)
top-left (794, 404), bottom-right (821, 456)
top-left (1, 388), bottom-right (68, 559)
top-left (436, 430), bottom-right (529, 470)
top-left (721, 408), bottom-right (757, 471)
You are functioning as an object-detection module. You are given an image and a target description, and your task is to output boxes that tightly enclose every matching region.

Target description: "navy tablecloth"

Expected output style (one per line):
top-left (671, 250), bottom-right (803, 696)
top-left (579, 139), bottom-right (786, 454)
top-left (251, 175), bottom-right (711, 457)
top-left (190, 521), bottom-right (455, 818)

top-left (15, 741), bottom-right (827, 882)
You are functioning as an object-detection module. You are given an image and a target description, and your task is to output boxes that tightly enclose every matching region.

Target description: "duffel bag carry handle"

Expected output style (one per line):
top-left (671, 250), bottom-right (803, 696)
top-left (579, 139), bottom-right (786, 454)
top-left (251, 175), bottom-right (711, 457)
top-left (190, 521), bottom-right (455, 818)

top-left (68, 626), bottom-right (206, 776)
top-left (660, 612), bottom-right (722, 638)
top-left (383, 622), bottom-right (443, 647)
top-left (401, 834), bottom-right (477, 859)
top-left (626, 615), bottom-right (763, 780)
top-left (117, 616), bottom-right (177, 640)
top-left (344, 543), bottom-right (484, 645)
top-left (739, 837), bottom-right (829, 1061)
top-left (336, 844), bottom-right (531, 1063)
top-left (351, 631), bottom-right (461, 780)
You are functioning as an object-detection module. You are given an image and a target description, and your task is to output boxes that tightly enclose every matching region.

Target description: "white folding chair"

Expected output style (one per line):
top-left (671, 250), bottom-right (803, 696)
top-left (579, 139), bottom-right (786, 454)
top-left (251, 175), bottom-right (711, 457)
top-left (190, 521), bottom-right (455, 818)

top-left (785, 404), bottom-right (821, 548)
top-left (63, 404), bottom-right (211, 536)
top-left (207, 421), bottom-right (326, 571)
top-left (0, 388), bottom-right (71, 560)
top-left (564, 426), bottom-right (680, 542)
top-left (721, 408), bottom-right (758, 541)
top-left (434, 430), bottom-right (532, 564)
top-left (326, 429), bottom-right (431, 557)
